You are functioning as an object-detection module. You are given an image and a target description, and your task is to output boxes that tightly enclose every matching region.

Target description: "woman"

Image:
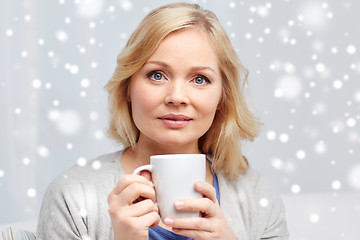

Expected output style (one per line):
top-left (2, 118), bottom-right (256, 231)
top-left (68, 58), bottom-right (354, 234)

top-left (37, 3), bottom-right (288, 240)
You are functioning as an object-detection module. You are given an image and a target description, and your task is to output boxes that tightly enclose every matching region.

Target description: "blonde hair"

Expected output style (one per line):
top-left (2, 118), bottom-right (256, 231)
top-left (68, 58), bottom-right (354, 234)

top-left (106, 3), bottom-right (261, 179)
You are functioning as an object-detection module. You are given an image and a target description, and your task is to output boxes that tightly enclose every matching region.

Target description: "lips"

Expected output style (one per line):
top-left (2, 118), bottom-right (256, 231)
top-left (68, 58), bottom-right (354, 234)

top-left (158, 114), bottom-right (192, 128)
top-left (159, 114), bottom-right (192, 121)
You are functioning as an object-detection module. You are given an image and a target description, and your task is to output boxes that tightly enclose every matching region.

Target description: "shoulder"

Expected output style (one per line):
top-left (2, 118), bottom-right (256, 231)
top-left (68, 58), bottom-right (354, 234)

top-left (222, 168), bottom-right (282, 208)
top-left (37, 150), bottom-right (124, 239)
top-left (218, 168), bottom-right (289, 239)
top-left (234, 168), bottom-right (279, 196)
top-left (42, 150), bottom-right (125, 207)
top-left (48, 150), bottom-right (123, 190)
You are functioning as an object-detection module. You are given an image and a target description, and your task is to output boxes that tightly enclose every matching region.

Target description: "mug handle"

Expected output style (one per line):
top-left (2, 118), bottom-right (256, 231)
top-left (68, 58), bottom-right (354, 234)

top-left (133, 164), bottom-right (153, 175)
top-left (132, 165), bottom-right (156, 204)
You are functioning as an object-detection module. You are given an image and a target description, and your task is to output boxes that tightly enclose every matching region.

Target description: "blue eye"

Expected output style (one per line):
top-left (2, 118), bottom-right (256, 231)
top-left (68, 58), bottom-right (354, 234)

top-left (147, 71), bottom-right (164, 81)
top-left (148, 72), bottom-right (163, 81)
top-left (195, 76), bottom-right (210, 85)
top-left (153, 73), bottom-right (163, 80)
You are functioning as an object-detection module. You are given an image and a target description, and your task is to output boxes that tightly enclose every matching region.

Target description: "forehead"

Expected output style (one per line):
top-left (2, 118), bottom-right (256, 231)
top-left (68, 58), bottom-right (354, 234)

top-left (147, 28), bottom-right (219, 69)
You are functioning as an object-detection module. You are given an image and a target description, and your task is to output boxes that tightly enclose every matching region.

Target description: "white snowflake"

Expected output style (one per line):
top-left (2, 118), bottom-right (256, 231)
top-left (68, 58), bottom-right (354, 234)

top-left (314, 141), bottom-right (327, 154)
top-left (331, 121), bottom-right (344, 133)
top-left (77, 157), bottom-right (87, 166)
top-left (37, 145), bottom-right (50, 158)
top-left (120, 0), bottom-right (133, 11)
top-left (53, 100), bottom-right (60, 106)
top-left (259, 198), bottom-right (269, 207)
top-left (291, 184), bottom-right (301, 194)
top-left (92, 160), bottom-right (101, 170)
top-left (27, 188), bottom-right (37, 198)
top-left (23, 158), bottom-right (31, 165)
top-left (56, 110), bottom-right (82, 135)
top-left (283, 62), bottom-right (296, 74)
top-left (55, 30), bottom-right (69, 42)
top-left (48, 51), bottom-right (55, 57)
top-left (346, 118), bottom-right (356, 128)
top-left (21, 51), bottom-right (28, 58)
top-left (331, 180), bottom-right (341, 190)
top-left (64, 17), bottom-right (71, 24)
top-left (315, 63), bottom-right (326, 72)
top-left (346, 45), bottom-right (356, 55)
top-left (14, 108), bottom-right (22, 114)
top-left (32, 79), bottom-right (42, 89)
top-left (66, 143), bottom-right (73, 150)
top-left (77, 0), bottom-right (104, 18)
top-left (38, 38), bottom-right (45, 45)
top-left (279, 133), bottom-right (289, 143)
top-left (229, 2), bottom-right (236, 8)
top-left (354, 91), bottom-right (360, 102)
top-left (5, 29), bottom-right (14, 37)
top-left (89, 111), bottom-right (99, 121)
top-left (271, 158), bottom-right (284, 170)
top-left (266, 130), bottom-right (276, 141)
top-left (309, 213), bottom-right (320, 223)
top-left (296, 150), bottom-right (306, 160)
top-left (275, 75), bottom-right (302, 100)
top-left (256, 5), bottom-right (269, 18)
top-left (300, 2), bottom-right (327, 30)
top-left (94, 130), bottom-right (104, 140)
top-left (90, 62), bottom-right (98, 68)
top-left (81, 78), bottom-right (90, 88)
top-left (333, 79), bottom-right (343, 89)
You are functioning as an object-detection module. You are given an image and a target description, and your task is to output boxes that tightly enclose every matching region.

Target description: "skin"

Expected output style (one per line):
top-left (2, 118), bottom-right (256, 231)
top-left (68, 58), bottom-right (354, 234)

top-left (107, 28), bottom-right (237, 240)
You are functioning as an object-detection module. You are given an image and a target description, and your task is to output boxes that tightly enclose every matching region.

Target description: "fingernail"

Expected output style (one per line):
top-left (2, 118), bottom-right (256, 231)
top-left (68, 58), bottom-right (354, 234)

top-left (148, 181), bottom-right (154, 187)
top-left (174, 200), bottom-right (184, 209)
top-left (195, 181), bottom-right (203, 189)
top-left (164, 217), bottom-right (174, 226)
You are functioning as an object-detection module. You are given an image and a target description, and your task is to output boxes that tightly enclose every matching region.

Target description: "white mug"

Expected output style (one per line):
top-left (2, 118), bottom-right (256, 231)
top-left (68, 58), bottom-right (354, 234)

top-left (133, 154), bottom-right (206, 221)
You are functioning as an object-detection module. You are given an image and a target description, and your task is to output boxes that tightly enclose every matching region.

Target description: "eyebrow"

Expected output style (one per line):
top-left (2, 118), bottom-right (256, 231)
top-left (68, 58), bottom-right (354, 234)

top-left (145, 60), bottom-right (217, 73)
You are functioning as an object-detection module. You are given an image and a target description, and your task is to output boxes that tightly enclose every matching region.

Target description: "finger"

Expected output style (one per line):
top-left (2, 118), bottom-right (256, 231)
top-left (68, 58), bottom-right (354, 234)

top-left (109, 182), bottom-right (156, 206)
top-left (164, 216), bottom-right (211, 232)
top-left (174, 198), bottom-right (216, 217)
top-left (128, 199), bottom-right (159, 217)
top-left (138, 210), bottom-right (160, 229)
top-left (120, 182), bottom-right (157, 204)
top-left (194, 181), bottom-right (217, 203)
top-left (111, 174), bottom-right (154, 196)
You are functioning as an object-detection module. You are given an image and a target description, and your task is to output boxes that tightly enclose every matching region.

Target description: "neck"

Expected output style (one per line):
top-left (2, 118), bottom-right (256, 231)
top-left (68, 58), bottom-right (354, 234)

top-left (124, 135), bottom-right (201, 167)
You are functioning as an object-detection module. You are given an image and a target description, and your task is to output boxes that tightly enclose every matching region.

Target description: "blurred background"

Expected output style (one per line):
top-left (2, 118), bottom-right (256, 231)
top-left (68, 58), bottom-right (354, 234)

top-left (0, 0), bottom-right (359, 239)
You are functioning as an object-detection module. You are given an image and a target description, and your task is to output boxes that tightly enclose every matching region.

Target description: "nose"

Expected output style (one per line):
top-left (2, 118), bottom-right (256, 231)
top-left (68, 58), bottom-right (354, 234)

top-left (164, 80), bottom-right (189, 106)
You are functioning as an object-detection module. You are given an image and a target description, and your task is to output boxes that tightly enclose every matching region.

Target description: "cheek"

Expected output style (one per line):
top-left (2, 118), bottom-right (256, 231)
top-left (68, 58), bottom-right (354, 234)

top-left (197, 91), bottom-right (222, 119)
top-left (130, 84), bottom-right (158, 117)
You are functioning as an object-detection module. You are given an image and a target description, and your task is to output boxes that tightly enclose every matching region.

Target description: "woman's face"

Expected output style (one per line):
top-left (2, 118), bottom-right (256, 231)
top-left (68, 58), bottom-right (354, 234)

top-left (129, 28), bottom-right (222, 152)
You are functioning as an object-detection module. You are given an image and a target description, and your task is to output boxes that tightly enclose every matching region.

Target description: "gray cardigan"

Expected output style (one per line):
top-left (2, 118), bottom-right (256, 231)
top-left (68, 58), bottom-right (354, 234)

top-left (37, 150), bottom-right (289, 240)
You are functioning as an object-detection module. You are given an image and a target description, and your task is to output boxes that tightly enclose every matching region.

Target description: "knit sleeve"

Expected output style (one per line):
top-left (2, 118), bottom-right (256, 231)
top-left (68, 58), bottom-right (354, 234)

top-left (36, 175), bottom-right (89, 240)
top-left (256, 175), bottom-right (289, 240)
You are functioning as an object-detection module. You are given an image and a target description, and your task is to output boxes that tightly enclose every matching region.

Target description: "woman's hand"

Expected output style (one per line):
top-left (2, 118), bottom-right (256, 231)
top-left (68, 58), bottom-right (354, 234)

top-left (107, 174), bottom-right (160, 240)
top-left (163, 181), bottom-right (237, 240)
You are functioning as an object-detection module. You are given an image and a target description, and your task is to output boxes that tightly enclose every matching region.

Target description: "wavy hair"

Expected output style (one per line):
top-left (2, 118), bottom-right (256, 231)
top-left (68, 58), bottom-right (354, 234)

top-left (105, 2), bottom-right (261, 179)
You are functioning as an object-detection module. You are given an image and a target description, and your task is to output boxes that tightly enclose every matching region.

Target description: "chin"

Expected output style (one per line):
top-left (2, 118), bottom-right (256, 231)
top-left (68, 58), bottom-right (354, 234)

top-left (155, 136), bottom-right (198, 150)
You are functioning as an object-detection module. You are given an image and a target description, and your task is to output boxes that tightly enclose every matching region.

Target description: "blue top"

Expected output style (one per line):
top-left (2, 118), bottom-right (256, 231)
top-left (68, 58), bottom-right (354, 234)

top-left (149, 171), bottom-right (220, 240)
